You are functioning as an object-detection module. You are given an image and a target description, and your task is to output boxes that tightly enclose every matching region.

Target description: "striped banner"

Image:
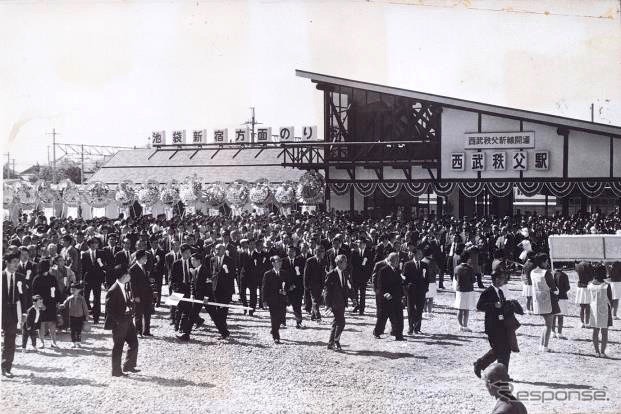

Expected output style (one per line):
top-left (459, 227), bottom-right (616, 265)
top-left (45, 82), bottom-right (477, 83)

top-left (329, 183), bottom-right (351, 196)
top-left (432, 182), bottom-right (455, 196)
top-left (517, 182), bottom-right (544, 197)
top-left (486, 182), bottom-right (514, 197)
top-left (354, 182), bottom-right (378, 197)
top-left (403, 182), bottom-right (429, 197)
top-left (546, 182), bottom-right (575, 198)
top-left (378, 182), bottom-right (403, 198)
top-left (459, 182), bottom-right (484, 198)
top-left (577, 182), bottom-right (605, 198)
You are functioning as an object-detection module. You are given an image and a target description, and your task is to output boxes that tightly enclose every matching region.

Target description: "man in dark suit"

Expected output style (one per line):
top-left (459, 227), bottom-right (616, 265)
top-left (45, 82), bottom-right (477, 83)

top-left (403, 245), bottom-right (428, 335)
top-left (474, 272), bottom-right (520, 378)
top-left (176, 253), bottom-right (207, 341)
top-left (102, 233), bottom-right (120, 288)
top-left (238, 239), bottom-right (258, 316)
top-left (170, 244), bottom-right (193, 332)
top-left (129, 250), bottom-right (154, 337)
top-left (252, 240), bottom-right (269, 308)
top-left (61, 235), bottom-right (81, 280)
top-left (208, 243), bottom-right (235, 340)
top-left (304, 245), bottom-right (327, 322)
top-left (2, 252), bottom-right (28, 377)
top-left (114, 238), bottom-right (133, 267)
top-left (104, 264), bottom-right (139, 377)
top-left (325, 254), bottom-right (351, 351)
top-left (164, 239), bottom-right (181, 286)
top-left (325, 235), bottom-right (350, 272)
top-left (283, 245), bottom-right (305, 328)
top-left (262, 255), bottom-right (288, 344)
top-left (350, 238), bottom-right (373, 315)
top-left (148, 236), bottom-right (166, 307)
top-left (373, 252), bottom-right (405, 341)
top-left (81, 237), bottom-right (106, 324)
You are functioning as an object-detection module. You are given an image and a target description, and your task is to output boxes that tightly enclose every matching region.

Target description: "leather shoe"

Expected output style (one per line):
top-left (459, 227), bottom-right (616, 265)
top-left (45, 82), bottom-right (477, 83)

top-left (2, 370), bottom-right (14, 378)
top-left (327, 343), bottom-right (334, 350)
top-left (273, 339), bottom-right (281, 344)
top-left (296, 322), bottom-right (303, 329)
top-left (335, 342), bottom-right (342, 351)
top-left (474, 363), bottom-right (481, 378)
top-left (112, 372), bottom-right (128, 377)
top-left (373, 334), bottom-right (381, 339)
top-left (124, 367), bottom-right (141, 373)
top-left (218, 334), bottom-right (230, 340)
top-left (407, 329), bottom-right (414, 335)
top-left (176, 334), bottom-right (190, 342)
top-left (395, 337), bottom-right (406, 341)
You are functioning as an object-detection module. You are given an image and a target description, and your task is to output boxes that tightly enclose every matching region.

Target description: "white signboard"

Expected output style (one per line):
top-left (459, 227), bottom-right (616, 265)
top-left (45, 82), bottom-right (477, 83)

top-left (213, 129), bottom-right (228, 143)
top-left (302, 125), bottom-right (318, 141)
top-left (151, 131), bottom-right (166, 146)
top-left (464, 131), bottom-right (535, 149)
top-left (549, 235), bottom-right (621, 267)
top-left (192, 129), bottom-right (207, 144)
top-left (256, 127), bottom-right (272, 143)
top-left (279, 126), bottom-right (294, 142)
top-left (233, 128), bottom-right (250, 143)
top-left (171, 130), bottom-right (186, 145)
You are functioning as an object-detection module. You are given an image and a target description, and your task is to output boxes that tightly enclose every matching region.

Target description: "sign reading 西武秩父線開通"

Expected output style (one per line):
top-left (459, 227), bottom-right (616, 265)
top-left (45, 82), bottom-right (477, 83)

top-left (464, 131), bottom-right (535, 149)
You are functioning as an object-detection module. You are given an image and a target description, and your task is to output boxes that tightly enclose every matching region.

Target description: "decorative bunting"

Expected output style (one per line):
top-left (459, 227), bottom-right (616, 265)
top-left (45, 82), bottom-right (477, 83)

top-left (577, 182), bottom-right (605, 199)
top-left (378, 182), bottom-right (403, 198)
top-left (403, 182), bottom-right (429, 197)
top-left (486, 182), bottom-right (514, 197)
top-left (459, 182), bottom-right (484, 198)
top-left (354, 182), bottom-right (378, 197)
top-left (329, 183), bottom-right (351, 196)
top-left (546, 182), bottom-right (575, 198)
top-left (609, 181), bottom-right (621, 198)
top-left (432, 182), bottom-right (455, 196)
top-left (517, 182), bottom-right (543, 197)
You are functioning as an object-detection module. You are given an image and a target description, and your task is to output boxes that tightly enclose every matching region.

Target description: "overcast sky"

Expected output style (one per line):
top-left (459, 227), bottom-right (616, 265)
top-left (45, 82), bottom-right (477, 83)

top-left (2, 0), bottom-right (620, 171)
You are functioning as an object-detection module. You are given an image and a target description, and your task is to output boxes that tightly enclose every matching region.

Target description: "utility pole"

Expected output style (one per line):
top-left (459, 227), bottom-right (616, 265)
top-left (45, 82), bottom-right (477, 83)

top-left (81, 144), bottom-right (84, 184)
top-left (47, 128), bottom-right (60, 183)
top-left (4, 152), bottom-right (10, 178)
top-left (242, 107), bottom-right (262, 142)
top-left (590, 103), bottom-right (594, 122)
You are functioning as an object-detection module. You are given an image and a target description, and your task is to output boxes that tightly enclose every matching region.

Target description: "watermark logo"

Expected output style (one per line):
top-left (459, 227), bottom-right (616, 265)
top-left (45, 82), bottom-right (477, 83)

top-left (490, 381), bottom-right (609, 403)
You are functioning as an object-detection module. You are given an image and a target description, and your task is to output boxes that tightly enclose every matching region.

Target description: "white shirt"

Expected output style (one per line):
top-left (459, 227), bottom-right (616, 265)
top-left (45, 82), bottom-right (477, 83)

top-left (337, 268), bottom-right (343, 286)
top-left (492, 284), bottom-right (504, 301)
top-left (34, 308), bottom-right (40, 323)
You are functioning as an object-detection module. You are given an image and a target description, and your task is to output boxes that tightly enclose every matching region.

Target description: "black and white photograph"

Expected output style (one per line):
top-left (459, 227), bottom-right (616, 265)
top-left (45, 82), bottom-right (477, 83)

top-left (2, 1), bottom-right (621, 413)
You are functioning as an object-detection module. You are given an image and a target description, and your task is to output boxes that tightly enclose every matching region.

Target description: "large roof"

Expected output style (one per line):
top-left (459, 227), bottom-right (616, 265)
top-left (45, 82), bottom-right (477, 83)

top-left (88, 148), bottom-right (304, 184)
top-left (296, 70), bottom-right (621, 138)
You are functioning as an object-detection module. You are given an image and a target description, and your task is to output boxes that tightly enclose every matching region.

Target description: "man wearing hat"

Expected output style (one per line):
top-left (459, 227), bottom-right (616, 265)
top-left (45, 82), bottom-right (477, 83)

top-left (104, 264), bottom-right (140, 377)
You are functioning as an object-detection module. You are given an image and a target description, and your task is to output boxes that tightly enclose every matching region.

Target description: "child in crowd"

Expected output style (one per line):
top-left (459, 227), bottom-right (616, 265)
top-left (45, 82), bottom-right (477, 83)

top-left (22, 295), bottom-right (44, 353)
top-left (59, 283), bottom-right (89, 348)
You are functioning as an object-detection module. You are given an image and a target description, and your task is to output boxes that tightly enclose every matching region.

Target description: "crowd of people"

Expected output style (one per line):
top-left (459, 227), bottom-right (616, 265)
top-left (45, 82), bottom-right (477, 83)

top-left (2, 208), bottom-right (620, 410)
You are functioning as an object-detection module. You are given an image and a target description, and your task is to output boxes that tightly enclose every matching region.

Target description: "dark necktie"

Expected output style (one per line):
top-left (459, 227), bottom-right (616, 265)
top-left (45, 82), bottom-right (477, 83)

top-left (498, 288), bottom-right (505, 304)
top-left (9, 273), bottom-right (15, 304)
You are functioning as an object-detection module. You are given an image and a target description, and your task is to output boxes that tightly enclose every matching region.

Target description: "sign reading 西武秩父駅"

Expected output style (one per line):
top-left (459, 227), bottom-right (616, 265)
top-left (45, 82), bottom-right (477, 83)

top-left (464, 131), bottom-right (535, 149)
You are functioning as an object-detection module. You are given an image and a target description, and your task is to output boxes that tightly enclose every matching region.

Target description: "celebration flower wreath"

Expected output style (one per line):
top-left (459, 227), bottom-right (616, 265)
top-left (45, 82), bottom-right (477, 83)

top-left (84, 181), bottom-right (112, 208)
top-left (226, 182), bottom-right (249, 207)
top-left (115, 180), bottom-right (136, 206)
top-left (14, 181), bottom-right (38, 208)
top-left (203, 183), bottom-right (226, 208)
top-left (249, 182), bottom-right (271, 206)
top-left (296, 171), bottom-right (325, 204)
top-left (137, 180), bottom-right (160, 207)
top-left (274, 182), bottom-right (296, 205)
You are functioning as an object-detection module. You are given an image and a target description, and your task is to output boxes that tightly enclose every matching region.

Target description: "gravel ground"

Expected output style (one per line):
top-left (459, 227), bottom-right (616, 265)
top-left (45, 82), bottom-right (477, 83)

top-left (2, 271), bottom-right (619, 414)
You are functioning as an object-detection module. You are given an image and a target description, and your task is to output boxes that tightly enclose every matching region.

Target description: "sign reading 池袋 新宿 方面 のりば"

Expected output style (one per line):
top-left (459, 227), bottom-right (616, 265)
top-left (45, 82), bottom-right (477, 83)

top-left (464, 131), bottom-right (535, 149)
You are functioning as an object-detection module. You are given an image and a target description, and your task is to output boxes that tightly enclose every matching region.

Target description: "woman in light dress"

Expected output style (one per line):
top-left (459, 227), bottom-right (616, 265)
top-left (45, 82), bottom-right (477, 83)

top-left (453, 251), bottom-right (476, 332)
top-left (588, 264), bottom-right (613, 358)
top-left (530, 253), bottom-right (560, 353)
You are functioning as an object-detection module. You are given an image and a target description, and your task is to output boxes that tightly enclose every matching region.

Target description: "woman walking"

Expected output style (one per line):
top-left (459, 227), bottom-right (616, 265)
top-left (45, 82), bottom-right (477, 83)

top-left (530, 253), bottom-right (559, 353)
top-left (454, 251), bottom-right (476, 332)
top-left (553, 268), bottom-right (570, 340)
top-left (32, 260), bottom-right (61, 349)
